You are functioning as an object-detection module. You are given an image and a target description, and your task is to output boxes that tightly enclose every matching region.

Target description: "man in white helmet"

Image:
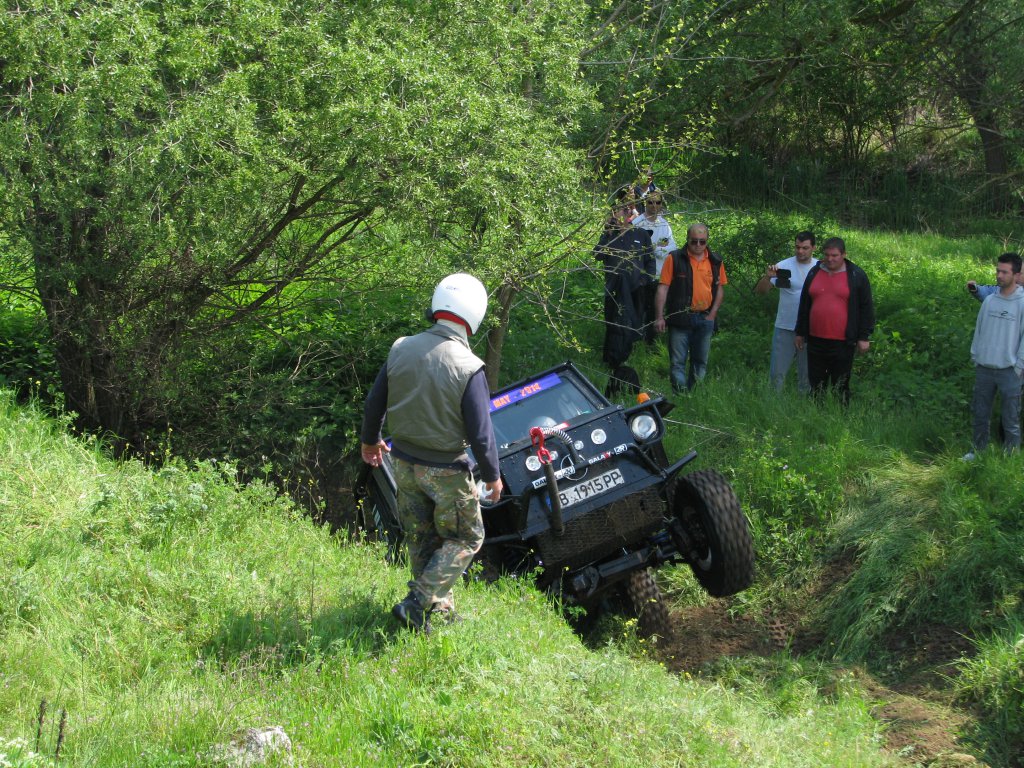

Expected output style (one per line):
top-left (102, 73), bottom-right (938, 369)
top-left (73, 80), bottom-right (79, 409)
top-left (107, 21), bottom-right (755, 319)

top-left (360, 273), bottom-right (503, 633)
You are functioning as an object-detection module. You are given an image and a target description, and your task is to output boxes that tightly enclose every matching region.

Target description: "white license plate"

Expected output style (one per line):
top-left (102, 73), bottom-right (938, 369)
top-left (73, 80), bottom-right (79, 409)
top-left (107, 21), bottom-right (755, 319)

top-left (557, 469), bottom-right (625, 509)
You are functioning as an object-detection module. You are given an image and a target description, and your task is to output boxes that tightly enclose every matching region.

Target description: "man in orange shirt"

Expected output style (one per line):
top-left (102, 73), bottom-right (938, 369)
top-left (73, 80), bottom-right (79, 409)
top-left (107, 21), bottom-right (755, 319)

top-left (654, 223), bottom-right (727, 393)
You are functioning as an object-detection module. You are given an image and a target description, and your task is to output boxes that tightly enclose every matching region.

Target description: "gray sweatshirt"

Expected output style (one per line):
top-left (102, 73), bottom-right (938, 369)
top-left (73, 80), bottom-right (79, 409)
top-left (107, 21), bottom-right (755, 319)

top-left (971, 285), bottom-right (1024, 373)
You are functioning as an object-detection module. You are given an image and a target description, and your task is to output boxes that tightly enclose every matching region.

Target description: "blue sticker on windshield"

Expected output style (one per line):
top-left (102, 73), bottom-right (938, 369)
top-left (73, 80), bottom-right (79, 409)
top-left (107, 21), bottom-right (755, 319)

top-left (490, 372), bottom-right (562, 413)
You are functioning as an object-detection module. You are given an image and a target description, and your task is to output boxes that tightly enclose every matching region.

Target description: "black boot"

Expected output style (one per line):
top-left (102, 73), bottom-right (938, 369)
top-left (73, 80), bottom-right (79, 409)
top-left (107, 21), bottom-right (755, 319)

top-left (391, 592), bottom-right (432, 634)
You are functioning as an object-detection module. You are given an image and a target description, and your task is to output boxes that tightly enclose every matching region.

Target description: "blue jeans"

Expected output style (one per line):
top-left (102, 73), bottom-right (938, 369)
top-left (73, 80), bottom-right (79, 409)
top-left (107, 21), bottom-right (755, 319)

top-left (971, 365), bottom-right (1022, 452)
top-left (769, 327), bottom-right (809, 393)
top-left (668, 315), bottom-right (714, 392)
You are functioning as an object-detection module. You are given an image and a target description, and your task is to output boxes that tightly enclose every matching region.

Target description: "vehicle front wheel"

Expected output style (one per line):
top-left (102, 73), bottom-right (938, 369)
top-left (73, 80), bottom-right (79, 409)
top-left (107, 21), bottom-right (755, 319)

top-left (672, 469), bottom-right (754, 597)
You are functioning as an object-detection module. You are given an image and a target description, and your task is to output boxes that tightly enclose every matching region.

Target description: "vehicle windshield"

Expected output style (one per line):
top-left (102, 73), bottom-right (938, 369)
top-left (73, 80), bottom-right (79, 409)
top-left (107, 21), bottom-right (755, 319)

top-left (488, 371), bottom-right (599, 449)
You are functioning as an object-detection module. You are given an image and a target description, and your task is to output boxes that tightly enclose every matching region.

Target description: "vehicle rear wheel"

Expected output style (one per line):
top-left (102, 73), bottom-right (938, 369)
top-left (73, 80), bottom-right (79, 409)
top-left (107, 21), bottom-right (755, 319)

top-left (672, 469), bottom-right (754, 597)
top-left (625, 569), bottom-right (673, 640)
top-left (362, 482), bottom-right (405, 565)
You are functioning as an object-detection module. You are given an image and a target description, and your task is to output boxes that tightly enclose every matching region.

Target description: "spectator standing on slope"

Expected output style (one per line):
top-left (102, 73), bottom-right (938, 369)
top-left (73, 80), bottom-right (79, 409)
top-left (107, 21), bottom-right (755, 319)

top-left (754, 231), bottom-right (817, 393)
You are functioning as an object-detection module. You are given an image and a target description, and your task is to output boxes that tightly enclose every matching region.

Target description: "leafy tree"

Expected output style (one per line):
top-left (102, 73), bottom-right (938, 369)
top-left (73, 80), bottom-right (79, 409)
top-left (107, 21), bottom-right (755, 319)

top-left (579, 0), bottom-right (1022, 216)
top-left (0, 0), bottom-right (591, 451)
top-left (886, 0), bottom-right (1024, 211)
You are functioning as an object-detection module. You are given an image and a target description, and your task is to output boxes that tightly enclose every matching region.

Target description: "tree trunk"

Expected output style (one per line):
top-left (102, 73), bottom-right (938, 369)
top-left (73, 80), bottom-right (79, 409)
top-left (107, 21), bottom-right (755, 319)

top-left (968, 111), bottom-right (1012, 213)
top-left (484, 281), bottom-right (516, 391)
top-left (30, 212), bottom-right (137, 453)
top-left (948, 17), bottom-right (1014, 213)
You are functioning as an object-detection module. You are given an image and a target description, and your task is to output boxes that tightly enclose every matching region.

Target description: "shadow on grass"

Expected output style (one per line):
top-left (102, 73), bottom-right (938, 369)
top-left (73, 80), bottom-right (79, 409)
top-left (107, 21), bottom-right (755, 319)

top-left (200, 591), bottom-right (403, 670)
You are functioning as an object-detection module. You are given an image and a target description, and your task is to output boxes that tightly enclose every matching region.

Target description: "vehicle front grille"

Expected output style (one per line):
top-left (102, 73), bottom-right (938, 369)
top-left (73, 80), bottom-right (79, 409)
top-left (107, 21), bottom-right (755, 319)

top-left (535, 487), bottom-right (665, 571)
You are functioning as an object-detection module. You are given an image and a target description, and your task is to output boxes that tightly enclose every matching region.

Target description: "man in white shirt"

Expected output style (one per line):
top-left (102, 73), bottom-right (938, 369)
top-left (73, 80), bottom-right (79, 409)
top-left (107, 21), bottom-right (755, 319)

top-left (631, 192), bottom-right (676, 276)
top-left (755, 231), bottom-right (817, 393)
top-left (631, 192), bottom-right (677, 343)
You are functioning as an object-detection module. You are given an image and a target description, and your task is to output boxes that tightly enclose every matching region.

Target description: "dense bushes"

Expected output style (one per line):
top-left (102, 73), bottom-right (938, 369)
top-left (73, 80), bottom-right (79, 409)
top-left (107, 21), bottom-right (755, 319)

top-left (0, 304), bottom-right (58, 404)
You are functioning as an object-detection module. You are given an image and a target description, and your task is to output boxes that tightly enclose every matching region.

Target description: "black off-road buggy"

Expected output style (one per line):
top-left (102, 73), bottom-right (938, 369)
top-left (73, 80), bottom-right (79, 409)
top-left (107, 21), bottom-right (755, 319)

top-left (354, 361), bottom-right (754, 638)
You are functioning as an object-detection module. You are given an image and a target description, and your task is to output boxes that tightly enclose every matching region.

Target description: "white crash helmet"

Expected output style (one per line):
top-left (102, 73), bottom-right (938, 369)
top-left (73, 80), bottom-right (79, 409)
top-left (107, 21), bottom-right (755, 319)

top-left (431, 273), bottom-right (488, 334)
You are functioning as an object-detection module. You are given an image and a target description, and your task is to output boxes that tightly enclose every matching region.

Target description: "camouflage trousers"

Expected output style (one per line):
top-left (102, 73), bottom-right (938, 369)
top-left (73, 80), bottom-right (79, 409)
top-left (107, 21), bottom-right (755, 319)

top-left (392, 458), bottom-right (484, 613)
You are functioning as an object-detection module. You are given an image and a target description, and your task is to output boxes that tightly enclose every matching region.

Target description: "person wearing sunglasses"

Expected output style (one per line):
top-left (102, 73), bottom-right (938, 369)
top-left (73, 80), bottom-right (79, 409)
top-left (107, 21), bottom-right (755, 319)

top-left (631, 192), bottom-right (677, 344)
top-left (653, 223), bottom-right (727, 393)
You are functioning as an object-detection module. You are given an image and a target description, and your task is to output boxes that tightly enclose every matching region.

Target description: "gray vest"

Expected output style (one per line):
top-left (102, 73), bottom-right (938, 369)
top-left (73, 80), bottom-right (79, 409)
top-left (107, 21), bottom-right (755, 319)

top-left (386, 323), bottom-right (484, 464)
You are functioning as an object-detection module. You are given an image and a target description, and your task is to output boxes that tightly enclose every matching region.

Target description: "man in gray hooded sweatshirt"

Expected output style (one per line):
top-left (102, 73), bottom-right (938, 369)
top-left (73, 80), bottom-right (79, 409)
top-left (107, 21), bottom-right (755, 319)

top-left (966, 252), bottom-right (1024, 458)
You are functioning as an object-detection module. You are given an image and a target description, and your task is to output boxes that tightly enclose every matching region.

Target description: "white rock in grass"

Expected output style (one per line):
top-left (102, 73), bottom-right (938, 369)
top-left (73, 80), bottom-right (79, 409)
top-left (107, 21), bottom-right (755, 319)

top-left (210, 726), bottom-right (293, 766)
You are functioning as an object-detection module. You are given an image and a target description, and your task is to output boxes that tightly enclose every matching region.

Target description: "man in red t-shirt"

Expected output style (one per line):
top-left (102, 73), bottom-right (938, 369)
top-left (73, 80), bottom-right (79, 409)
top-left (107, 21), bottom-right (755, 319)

top-left (794, 237), bottom-right (874, 403)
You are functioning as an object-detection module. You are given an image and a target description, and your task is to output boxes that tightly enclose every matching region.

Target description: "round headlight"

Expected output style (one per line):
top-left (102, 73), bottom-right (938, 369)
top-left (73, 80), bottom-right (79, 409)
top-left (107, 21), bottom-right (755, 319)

top-left (629, 413), bottom-right (658, 441)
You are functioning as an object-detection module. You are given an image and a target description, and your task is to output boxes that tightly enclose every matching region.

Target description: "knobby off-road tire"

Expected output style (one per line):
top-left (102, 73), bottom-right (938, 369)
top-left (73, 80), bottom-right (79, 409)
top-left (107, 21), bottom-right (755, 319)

top-left (625, 569), bottom-right (673, 640)
top-left (364, 481), bottom-right (405, 566)
top-left (674, 469), bottom-right (754, 597)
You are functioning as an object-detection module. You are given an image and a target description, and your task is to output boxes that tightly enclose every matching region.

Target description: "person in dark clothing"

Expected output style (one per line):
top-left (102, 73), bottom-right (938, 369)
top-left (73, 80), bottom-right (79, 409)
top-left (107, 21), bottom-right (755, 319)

top-left (794, 237), bottom-right (874, 404)
top-left (594, 189), bottom-right (655, 370)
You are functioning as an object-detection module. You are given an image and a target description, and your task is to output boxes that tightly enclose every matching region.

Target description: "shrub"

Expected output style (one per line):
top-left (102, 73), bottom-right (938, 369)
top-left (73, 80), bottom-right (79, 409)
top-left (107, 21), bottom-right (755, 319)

top-left (824, 455), bottom-right (1024, 659)
top-left (956, 618), bottom-right (1024, 764)
top-left (0, 306), bottom-right (58, 404)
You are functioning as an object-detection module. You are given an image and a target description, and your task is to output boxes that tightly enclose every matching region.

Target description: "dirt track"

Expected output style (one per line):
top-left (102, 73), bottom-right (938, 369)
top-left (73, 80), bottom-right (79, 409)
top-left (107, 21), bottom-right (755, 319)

top-left (653, 596), bottom-right (984, 767)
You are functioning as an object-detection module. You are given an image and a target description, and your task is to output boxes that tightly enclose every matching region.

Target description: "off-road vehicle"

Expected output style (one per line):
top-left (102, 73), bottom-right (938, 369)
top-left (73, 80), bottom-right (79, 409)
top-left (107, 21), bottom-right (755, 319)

top-left (355, 361), bottom-right (754, 638)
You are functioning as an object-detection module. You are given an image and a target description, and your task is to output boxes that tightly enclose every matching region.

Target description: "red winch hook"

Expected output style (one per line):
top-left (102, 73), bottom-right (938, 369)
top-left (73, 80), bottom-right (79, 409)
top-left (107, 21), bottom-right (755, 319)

top-left (530, 426), bottom-right (552, 464)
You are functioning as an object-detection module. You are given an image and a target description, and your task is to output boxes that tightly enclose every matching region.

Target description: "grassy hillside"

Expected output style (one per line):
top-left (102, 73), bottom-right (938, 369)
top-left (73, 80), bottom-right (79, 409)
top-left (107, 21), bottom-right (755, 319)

top-left (0, 391), bottom-right (897, 767)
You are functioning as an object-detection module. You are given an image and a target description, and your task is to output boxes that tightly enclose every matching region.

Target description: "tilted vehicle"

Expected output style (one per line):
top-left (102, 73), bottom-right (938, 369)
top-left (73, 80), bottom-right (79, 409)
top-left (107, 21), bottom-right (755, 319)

top-left (355, 361), bottom-right (755, 637)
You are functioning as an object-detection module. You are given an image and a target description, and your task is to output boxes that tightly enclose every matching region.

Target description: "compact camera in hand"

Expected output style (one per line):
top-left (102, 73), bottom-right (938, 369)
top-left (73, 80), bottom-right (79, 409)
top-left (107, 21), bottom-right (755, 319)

top-left (774, 268), bottom-right (792, 288)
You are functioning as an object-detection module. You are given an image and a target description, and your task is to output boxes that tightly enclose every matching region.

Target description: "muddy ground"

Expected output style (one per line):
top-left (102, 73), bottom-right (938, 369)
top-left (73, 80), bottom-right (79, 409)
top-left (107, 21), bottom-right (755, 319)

top-left (648, 592), bottom-right (985, 767)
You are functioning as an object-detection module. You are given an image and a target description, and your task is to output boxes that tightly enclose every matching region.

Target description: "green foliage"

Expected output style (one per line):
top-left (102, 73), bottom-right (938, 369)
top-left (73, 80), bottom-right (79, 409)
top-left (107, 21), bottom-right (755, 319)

top-left (956, 618), bottom-right (1024, 763)
top-left (688, 153), bottom-right (1015, 231)
top-left (0, 304), bottom-right (57, 403)
top-left (732, 433), bottom-right (839, 575)
top-left (823, 456), bottom-right (1024, 659)
top-left (700, 209), bottom-right (830, 286)
top-left (0, 0), bottom-right (593, 447)
top-left (584, 0), bottom-right (1023, 224)
top-left (0, 738), bottom-right (53, 768)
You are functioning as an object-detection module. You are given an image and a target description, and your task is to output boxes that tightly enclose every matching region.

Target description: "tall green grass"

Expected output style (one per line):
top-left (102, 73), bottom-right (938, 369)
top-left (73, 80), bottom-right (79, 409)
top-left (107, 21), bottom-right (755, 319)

top-left (825, 455), bottom-right (1024, 658)
top-left (955, 617), bottom-right (1024, 764)
top-left (0, 392), bottom-right (897, 766)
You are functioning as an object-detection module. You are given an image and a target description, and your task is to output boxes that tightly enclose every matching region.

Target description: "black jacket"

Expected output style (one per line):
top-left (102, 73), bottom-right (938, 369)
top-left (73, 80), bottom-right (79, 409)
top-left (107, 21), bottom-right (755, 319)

top-left (795, 259), bottom-right (874, 344)
top-left (595, 227), bottom-right (654, 368)
top-left (594, 227), bottom-right (655, 282)
top-left (664, 248), bottom-right (723, 328)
